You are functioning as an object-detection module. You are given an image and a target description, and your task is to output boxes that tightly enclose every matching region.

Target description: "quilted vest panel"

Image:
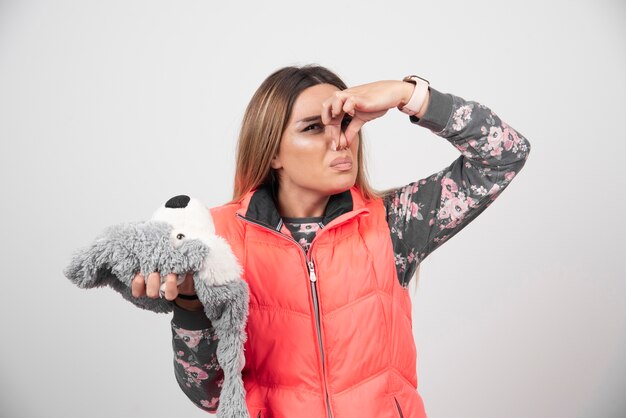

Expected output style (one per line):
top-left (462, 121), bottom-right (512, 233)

top-left (210, 187), bottom-right (426, 418)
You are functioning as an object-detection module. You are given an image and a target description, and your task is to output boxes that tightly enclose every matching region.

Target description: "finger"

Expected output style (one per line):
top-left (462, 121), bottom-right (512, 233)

top-left (330, 94), bottom-right (345, 119)
top-left (321, 98), bottom-right (334, 125)
top-left (344, 118), bottom-right (366, 146)
top-left (131, 273), bottom-right (146, 298)
top-left (342, 97), bottom-right (357, 117)
top-left (163, 273), bottom-right (178, 301)
top-left (146, 272), bottom-right (161, 298)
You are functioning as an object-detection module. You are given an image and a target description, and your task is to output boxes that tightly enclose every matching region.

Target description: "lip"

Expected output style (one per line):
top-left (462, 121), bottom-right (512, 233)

top-left (330, 156), bottom-right (353, 171)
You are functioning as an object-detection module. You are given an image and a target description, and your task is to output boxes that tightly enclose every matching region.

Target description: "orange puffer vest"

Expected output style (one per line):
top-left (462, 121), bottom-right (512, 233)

top-left (210, 186), bottom-right (427, 418)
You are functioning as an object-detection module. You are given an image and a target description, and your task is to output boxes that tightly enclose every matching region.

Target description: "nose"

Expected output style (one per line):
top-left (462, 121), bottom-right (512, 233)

top-left (324, 124), bottom-right (348, 151)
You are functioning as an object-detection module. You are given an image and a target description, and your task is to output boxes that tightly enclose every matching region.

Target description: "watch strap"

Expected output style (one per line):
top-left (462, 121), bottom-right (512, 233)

top-left (399, 75), bottom-right (430, 116)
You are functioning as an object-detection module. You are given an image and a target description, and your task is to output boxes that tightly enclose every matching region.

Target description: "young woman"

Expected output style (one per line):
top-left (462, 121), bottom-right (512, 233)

top-left (132, 65), bottom-right (531, 417)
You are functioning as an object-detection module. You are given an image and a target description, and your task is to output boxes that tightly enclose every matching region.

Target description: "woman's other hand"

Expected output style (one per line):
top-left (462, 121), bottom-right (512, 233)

top-left (131, 272), bottom-right (202, 310)
top-left (321, 80), bottom-right (428, 147)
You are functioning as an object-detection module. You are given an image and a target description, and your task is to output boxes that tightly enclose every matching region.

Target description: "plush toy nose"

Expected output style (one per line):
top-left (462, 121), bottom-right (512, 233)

top-left (165, 195), bottom-right (190, 209)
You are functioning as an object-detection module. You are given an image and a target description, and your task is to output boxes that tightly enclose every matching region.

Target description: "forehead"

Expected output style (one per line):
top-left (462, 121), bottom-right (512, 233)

top-left (290, 83), bottom-right (340, 120)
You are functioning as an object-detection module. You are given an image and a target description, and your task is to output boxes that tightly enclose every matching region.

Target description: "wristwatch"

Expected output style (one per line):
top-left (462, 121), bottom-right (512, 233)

top-left (398, 75), bottom-right (430, 116)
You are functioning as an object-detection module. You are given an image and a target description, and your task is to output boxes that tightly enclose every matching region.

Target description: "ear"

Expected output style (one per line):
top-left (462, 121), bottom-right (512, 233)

top-left (270, 154), bottom-right (282, 169)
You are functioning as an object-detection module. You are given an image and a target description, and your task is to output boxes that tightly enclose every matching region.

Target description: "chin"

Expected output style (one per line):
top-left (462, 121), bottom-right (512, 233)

top-left (325, 178), bottom-right (357, 195)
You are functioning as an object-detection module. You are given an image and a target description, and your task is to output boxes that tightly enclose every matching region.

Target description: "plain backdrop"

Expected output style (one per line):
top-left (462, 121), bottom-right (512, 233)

top-left (1, 0), bottom-right (624, 417)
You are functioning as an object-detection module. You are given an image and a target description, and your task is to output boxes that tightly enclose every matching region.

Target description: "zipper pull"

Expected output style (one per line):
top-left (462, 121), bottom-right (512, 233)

top-left (308, 260), bottom-right (317, 282)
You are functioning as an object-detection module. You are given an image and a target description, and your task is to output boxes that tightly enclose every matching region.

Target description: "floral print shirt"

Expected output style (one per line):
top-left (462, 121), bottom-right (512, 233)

top-left (172, 322), bottom-right (223, 411)
top-left (283, 217), bottom-right (325, 254)
top-left (171, 86), bottom-right (531, 412)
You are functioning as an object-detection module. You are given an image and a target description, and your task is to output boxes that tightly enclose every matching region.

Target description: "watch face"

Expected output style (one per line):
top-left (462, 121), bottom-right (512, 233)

top-left (404, 75), bottom-right (430, 85)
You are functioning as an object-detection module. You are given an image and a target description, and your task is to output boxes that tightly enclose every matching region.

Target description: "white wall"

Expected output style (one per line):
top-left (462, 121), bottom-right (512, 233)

top-left (1, 0), bottom-right (624, 417)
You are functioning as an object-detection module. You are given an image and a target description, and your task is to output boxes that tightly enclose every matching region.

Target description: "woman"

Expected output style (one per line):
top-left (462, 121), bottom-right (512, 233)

top-left (132, 65), bottom-right (530, 417)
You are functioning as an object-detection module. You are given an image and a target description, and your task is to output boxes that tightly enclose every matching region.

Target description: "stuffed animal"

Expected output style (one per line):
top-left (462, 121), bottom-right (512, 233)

top-left (64, 195), bottom-right (250, 418)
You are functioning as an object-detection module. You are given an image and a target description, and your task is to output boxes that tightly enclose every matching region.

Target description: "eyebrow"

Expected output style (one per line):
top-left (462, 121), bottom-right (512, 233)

top-left (296, 115), bottom-right (322, 124)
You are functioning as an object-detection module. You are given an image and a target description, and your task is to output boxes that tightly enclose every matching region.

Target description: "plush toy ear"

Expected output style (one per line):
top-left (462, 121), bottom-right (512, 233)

top-left (63, 221), bottom-right (174, 313)
top-left (165, 195), bottom-right (191, 208)
top-left (64, 222), bottom-right (147, 290)
top-left (192, 276), bottom-right (249, 418)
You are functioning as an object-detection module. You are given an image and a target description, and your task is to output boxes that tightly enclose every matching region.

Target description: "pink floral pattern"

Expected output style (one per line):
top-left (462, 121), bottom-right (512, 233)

top-left (174, 327), bottom-right (203, 350)
top-left (200, 397), bottom-right (220, 410)
top-left (172, 323), bottom-right (223, 412)
top-left (384, 94), bottom-right (530, 285)
top-left (176, 357), bottom-right (210, 386)
top-left (283, 217), bottom-right (324, 254)
top-left (452, 104), bottom-right (473, 131)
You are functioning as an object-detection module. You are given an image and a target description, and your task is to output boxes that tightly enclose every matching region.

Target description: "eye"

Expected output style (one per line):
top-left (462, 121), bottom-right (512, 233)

top-left (303, 123), bottom-right (323, 133)
top-left (176, 233), bottom-right (185, 240)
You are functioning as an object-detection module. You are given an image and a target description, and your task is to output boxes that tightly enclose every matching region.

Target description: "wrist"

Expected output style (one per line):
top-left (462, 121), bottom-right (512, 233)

top-left (398, 81), bottom-right (416, 108)
top-left (398, 75), bottom-right (430, 116)
top-left (174, 298), bottom-right (204, 312)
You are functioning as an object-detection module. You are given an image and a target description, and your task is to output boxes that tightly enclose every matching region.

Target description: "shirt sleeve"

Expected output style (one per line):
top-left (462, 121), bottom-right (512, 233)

top-left (384, 86), bottom-right (531, 287)
top-left (171, 303), bottom-right (223, 413)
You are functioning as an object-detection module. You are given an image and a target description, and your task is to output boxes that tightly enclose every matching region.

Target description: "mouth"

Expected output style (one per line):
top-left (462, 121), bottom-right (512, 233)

top-left (330, 156), bottom-right (353, 171)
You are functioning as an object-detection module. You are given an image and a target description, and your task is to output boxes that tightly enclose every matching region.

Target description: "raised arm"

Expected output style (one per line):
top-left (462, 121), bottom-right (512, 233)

top-left (319, 78), bottom-right (531, 286)
top-left (383, 86), bottom-right (531, 286)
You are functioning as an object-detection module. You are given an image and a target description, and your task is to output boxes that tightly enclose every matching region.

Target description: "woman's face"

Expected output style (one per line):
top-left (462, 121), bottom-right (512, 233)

top-left (271, 83), bottom-right (359, 198)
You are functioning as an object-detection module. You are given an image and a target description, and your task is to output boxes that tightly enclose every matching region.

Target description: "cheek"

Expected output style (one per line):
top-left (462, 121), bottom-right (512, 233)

top-left (350, 140), bottom-right (360, 162)
top-left (291, 134), bottom-right (325, 151)
top-left (281, 135), bottom-right (327, 164)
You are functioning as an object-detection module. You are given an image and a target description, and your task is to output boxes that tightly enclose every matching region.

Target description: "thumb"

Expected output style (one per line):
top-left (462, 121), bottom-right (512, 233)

top-left (178, 272), bottom-right (196, 294)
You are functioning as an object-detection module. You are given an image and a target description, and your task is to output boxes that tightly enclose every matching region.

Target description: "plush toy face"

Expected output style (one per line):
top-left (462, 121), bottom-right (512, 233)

top-left (152, 195), bottom-right (216, 249)
top-left (150, 195), bottom-right (241, 288)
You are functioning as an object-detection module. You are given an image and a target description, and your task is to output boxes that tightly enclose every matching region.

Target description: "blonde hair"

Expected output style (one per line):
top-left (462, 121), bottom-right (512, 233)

top-left (231, 65), bottom-right (379, 203)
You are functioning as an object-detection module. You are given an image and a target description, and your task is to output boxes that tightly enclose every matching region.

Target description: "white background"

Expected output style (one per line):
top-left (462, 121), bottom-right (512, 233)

top-left (1, 0), bottom-right (624, 417)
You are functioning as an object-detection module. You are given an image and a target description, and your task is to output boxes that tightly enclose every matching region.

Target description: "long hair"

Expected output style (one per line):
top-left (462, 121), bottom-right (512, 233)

top-left (231, 65), bottom-right (379, 202)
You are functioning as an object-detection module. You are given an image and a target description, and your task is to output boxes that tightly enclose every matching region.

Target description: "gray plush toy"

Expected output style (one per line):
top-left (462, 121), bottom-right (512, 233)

top-left (64, 195), bottom-right (250, 418)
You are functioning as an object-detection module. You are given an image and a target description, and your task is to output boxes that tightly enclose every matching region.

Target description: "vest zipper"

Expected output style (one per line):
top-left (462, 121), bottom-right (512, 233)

top-left (307, 259), bottom-right (333, 418)
top-left (236, 211), bottom-right (367, 417)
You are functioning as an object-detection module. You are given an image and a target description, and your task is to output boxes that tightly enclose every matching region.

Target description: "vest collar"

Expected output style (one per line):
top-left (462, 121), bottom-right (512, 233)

top-left (237, 185), bottom-right (365, 231)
